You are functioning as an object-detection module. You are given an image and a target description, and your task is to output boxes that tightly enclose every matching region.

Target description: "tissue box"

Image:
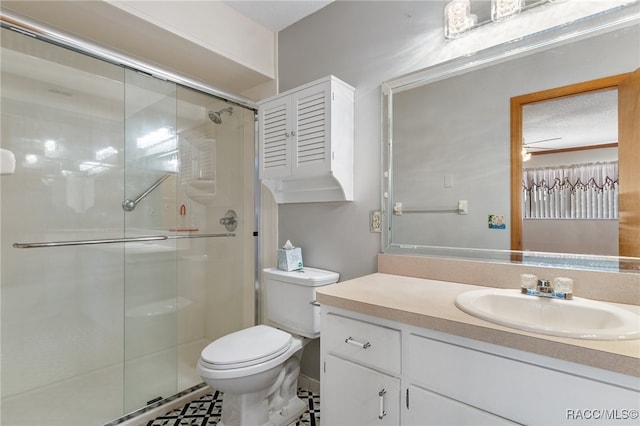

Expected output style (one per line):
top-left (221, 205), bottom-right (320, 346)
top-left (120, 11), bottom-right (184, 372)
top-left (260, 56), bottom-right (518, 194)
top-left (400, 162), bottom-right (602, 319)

top-left (277, 247), bottom-right (303, 271)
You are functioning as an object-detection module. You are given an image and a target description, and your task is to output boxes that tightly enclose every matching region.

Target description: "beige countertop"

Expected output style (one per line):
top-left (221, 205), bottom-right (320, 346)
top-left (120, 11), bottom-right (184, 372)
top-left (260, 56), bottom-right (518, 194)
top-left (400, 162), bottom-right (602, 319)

top-left (316, 273), bottom-right (640, 377)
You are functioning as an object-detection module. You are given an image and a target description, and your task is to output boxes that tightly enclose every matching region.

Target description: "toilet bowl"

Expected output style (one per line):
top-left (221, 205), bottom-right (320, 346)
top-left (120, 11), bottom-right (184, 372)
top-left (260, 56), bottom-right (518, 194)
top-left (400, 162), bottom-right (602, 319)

top-left (197, 267), bottom-right (339, 426)
top-left (197, 325), bottom-right (307, 426)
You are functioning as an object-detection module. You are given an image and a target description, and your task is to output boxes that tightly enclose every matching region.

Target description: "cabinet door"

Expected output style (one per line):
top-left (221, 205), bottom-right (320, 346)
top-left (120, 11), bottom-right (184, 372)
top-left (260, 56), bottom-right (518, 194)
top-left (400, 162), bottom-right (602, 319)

top-left (291, 83), bottom-right (331, 177)
top-left (322, 354), bottom-right (400, 426)
top-left (259, 95), bottom-right (292, 179)
top-left (404, 385), bottom-right (520, 426)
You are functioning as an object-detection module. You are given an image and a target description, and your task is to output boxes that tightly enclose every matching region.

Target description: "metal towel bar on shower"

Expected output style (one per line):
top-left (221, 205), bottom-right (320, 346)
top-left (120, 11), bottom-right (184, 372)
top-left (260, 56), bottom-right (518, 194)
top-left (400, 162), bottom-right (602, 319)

top-left (13, 233), bottom-right (235, 249)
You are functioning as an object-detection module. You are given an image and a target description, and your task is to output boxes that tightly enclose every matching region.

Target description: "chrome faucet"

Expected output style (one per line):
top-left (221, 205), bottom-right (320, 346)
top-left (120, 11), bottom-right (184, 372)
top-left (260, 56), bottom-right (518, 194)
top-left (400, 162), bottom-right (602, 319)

top-left (537, 279), bottom-right (553, 294)
top-left (521, 278), bottom-right (573, 300)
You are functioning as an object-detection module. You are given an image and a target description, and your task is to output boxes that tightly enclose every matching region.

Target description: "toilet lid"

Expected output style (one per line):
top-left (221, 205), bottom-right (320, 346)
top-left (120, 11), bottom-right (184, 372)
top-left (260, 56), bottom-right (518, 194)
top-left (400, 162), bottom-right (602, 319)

top-left (201, 325), bottom-right (292, 369)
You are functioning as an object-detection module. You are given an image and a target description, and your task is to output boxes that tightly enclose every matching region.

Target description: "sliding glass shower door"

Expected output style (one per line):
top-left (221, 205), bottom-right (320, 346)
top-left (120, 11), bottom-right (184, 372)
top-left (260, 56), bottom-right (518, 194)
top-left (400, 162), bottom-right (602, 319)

top-left (1, 23), bottom-right (254, 426)
top-left (122, 68), bottom-right (180, 413)
top-left (1, 26), bottom-right (130, 424)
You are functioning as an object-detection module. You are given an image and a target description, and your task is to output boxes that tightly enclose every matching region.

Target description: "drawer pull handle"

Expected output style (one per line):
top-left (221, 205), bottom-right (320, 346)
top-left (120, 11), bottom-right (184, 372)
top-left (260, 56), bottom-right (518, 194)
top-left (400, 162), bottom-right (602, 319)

top-left (310, 300), bottom-right (321, 307)
top-left (345, 337), bottom-right (371, 349)
top-left (378, 388), bottom-right (387, 419)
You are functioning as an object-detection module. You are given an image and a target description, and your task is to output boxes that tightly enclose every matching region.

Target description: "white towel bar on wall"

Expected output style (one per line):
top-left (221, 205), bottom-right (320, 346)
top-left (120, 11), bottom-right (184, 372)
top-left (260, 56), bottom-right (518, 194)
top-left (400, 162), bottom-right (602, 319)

top-left (393, 201), bottom-right (468, 215)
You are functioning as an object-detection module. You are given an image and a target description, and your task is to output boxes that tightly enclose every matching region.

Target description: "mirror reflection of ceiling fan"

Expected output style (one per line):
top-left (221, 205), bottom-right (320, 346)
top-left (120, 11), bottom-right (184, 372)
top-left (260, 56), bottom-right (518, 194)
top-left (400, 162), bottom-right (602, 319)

top-left (521, 137), bottom-right (562, 161)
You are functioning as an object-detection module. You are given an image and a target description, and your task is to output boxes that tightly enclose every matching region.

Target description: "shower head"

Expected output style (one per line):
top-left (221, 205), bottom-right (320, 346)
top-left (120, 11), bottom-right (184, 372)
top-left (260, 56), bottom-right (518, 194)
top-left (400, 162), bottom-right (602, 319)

top-left (208, 106), bottom-right (233, 124)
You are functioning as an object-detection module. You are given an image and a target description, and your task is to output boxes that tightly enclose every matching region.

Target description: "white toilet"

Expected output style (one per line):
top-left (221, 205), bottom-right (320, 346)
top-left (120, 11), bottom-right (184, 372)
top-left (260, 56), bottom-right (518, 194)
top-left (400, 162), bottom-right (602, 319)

top-left (197, 267), bottom-right (339, 426)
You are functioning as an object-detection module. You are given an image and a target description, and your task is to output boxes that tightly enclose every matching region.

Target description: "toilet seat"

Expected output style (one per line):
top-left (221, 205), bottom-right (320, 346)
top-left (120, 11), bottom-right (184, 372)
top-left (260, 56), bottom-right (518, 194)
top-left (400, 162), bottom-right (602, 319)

top-left (200, 325), bottom-right (292, 370)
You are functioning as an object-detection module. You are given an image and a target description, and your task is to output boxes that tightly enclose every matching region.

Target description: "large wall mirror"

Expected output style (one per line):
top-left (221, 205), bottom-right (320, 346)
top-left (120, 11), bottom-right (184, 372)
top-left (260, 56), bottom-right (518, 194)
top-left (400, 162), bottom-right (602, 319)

top-left (382, 5), bottom-right (640, 272)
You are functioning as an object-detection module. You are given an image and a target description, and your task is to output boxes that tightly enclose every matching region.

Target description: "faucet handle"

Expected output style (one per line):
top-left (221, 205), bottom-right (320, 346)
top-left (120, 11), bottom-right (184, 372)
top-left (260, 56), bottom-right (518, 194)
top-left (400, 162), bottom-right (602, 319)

top-left (553, 277), bottom-right (574, 294)
top-left (520, 273), bottom-right (538, 289)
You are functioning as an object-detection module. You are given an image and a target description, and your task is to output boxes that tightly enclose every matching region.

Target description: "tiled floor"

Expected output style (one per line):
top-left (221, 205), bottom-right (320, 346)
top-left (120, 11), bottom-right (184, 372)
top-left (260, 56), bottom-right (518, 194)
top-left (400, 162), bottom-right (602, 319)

top-left (146, 388), bottom-right (319, 426)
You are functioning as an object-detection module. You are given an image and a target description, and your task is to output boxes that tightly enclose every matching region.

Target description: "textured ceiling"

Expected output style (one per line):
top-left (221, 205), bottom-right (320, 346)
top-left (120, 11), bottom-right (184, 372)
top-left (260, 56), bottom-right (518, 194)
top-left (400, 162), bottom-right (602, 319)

top-left (523, 89), bottom-right (617, 152)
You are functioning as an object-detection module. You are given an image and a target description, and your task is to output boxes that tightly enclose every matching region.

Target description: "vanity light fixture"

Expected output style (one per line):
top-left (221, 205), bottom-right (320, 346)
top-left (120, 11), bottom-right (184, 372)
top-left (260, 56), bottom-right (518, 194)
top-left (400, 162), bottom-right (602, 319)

top-left (445, 0), bottom-right (553, 39)
top-left (444, 0), bottom-right (477, 39)
top-left (491, 0), bottom-right (523, 22)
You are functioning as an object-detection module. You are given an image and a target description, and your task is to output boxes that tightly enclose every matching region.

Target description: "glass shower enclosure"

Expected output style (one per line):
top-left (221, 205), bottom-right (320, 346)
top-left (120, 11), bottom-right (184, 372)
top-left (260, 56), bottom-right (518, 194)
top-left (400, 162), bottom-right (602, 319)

top-left (1, 23), bottom-right (255, 425)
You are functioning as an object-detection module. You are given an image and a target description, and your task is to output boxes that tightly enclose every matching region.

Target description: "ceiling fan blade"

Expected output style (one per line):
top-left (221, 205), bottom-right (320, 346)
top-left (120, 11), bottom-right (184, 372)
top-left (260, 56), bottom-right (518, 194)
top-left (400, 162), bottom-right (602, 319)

top-left (523, 137), bottom-right (563, 146)
top-left (527, 146), bottom-right (557, 151)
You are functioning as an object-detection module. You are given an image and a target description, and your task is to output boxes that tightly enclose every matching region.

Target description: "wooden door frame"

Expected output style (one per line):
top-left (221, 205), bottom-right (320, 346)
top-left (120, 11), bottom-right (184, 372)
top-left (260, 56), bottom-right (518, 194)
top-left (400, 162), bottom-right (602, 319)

top-left (618, 68), bottom-right (640, 258)
top-left (510, 73), bottom-right (631, 252)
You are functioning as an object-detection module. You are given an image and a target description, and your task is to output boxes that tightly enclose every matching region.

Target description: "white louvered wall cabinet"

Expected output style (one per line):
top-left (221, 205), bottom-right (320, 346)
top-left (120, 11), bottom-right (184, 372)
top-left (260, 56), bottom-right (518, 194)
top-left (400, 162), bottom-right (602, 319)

top-left (258, 75), bottom-right (354, 203)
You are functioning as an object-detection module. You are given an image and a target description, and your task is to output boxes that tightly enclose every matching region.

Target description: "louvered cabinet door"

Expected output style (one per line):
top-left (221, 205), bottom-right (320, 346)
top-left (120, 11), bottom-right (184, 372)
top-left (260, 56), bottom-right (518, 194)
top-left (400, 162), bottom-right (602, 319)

top-left (259, 96), bottom-right (293, 179)
top-left (291, 83), bottom-right (332, 177)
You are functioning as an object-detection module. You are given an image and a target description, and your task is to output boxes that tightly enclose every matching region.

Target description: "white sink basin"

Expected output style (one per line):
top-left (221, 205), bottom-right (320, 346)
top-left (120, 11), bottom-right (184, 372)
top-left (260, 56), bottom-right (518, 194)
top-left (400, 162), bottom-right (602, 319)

top-left (455, 289), bottom-right (640, 340)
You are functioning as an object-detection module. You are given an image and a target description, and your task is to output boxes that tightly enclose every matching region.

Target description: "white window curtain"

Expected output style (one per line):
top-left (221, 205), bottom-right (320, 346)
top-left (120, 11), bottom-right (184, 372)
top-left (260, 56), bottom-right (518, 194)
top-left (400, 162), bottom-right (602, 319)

top-left (522, 161), bottom-right (618, 219)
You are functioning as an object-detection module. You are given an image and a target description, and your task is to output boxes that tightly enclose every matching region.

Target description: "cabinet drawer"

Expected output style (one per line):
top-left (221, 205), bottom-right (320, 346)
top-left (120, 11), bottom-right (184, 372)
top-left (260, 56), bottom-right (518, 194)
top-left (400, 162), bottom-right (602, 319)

top-left (323, 312), bottom-right (401, 374)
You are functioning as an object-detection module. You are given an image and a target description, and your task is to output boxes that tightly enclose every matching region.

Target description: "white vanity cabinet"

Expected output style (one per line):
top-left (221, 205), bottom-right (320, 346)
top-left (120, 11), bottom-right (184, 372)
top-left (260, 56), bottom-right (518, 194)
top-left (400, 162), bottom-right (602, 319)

top-left (320, 305), bottom-right (640, 425)
top-left (258, 75), bottom-right (354, 203)
top-left (321, 312), bottom-right (402, 425)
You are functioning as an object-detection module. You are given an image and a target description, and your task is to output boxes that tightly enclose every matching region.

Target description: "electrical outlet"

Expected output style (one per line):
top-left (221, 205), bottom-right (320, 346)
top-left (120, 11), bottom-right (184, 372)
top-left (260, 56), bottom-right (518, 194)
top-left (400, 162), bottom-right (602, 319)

top-left (370, 210), bottom-right (382, 233)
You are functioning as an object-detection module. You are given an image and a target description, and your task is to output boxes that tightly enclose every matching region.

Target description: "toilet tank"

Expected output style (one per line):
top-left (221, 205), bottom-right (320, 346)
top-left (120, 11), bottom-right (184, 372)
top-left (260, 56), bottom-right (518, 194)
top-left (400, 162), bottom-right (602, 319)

top-left (263, 267), bottom-right (339, 338)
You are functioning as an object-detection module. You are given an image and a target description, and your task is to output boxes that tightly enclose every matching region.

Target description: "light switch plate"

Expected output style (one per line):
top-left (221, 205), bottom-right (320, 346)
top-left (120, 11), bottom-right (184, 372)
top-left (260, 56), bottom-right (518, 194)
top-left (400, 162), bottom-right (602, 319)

top-left (444, 174), bottom-right (454, 188)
